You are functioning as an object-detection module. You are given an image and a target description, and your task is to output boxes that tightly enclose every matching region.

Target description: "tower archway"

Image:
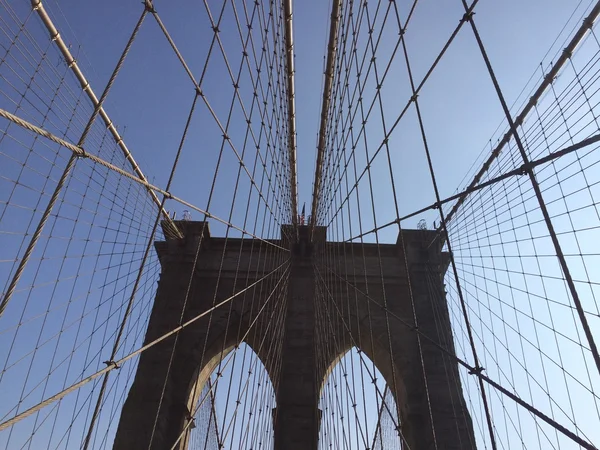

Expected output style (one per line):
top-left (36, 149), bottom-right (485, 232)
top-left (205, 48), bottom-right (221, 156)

top-left (114, 224), bottom-right (477, 450)
top-left (186, 343), bottom-right (276, 450)
top-left (113, 223), bottom-right (287, 450)
top-left (319, 347), bottom-right (401, 449)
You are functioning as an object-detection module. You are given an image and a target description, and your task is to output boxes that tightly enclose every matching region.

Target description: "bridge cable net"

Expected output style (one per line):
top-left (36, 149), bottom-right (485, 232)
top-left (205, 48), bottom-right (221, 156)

top-left (0, 0), bottom-right (293, 448)
top-left (0, 0), bottom-right (600, 449)
top-left (311, 0), bottom-right (600, 449)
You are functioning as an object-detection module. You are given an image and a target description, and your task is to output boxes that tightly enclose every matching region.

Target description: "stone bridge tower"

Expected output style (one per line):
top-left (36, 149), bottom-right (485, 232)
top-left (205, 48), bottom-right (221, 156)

top-left (113, 221), bottom-right (476, 449)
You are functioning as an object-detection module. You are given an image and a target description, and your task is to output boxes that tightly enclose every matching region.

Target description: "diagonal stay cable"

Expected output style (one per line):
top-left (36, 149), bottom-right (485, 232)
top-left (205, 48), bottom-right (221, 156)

top-left (312, 266), bottom-right (409, 448)
top-left (444, 0), bottom-right (600, 226)
top-left (168, 265), bottom-right (290, 450)
top-left (0, 258), bottom-right (289, 433)
top-left (343, 132), bottom-right (600, 243)
top-left (318, 259), bottom-right (597, 450)
top-left (319, 0), bottom-right (481, 231)
top-left (459, 0), bottom-right (600, 379)
top-left (0, 7), bottom-right (151, 319)
top-left (30, 0), bottom-right (178, 232)
top-left (0, 107), bottom-right (289, 253)
top-left (145, 0), bottom-right (291, 228)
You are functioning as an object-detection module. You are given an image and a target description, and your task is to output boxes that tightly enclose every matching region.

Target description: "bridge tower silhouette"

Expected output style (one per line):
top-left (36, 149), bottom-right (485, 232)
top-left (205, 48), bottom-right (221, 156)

top-left (1, 0), bottom-right (600, 449)
top-left (113, 221), bottom-right (474, 449)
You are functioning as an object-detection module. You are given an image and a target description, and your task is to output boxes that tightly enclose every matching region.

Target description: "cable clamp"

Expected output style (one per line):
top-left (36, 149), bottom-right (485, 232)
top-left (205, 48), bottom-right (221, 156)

top-left (144, 1), bottom-right (156, 13)
top-left (75, 147), bottom-right (88, 159)
top-left (104, 360), bottom-right (120, 369)
top-left (461, 11), bottom-right (474, 23)
top-left (518, 163), bottom-right (532, 175)
top-left (562, 48), bottom-right (573, 59)
top-left (468, 366), bottom-right (484, 375)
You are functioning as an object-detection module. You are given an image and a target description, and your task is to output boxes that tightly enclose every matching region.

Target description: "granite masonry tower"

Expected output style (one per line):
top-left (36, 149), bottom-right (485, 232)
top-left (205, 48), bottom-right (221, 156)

top-left (113, 221), bottom-right (476, 449)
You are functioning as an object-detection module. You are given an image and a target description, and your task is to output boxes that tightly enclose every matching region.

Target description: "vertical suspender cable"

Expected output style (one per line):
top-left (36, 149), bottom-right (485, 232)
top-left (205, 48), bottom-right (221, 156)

top-left (459, 0), bottom-right (600, 377)
top-left (444, 1), bottom-right (600, 227)
top-left (30, 0), bottom-right (181, 238)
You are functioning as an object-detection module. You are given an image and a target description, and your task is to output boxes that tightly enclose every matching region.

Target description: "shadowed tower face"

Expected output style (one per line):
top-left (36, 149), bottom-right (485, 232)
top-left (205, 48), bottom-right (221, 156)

top-left (113, 221), bottom-right (476, 449)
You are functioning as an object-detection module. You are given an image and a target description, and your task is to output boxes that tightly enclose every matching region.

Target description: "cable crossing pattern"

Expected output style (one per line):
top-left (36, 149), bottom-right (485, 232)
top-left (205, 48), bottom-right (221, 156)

top-left (0, 0), bottom-right (600, 449)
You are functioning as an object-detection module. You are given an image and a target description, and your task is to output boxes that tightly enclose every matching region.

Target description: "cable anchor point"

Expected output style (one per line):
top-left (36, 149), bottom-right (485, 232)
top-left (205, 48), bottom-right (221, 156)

top-left (144, 0), bottom-right (156, 13)
top-left (468, 366), bottom-right (485, 375)
top-left (104, 360), bottom-right (120, 369)
top-left (461, 11), bottom-right (475, 23)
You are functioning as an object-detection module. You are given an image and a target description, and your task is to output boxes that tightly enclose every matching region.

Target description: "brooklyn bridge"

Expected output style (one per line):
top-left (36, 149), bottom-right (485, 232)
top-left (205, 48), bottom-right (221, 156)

top-left (1, 0), bottom-right (600, 448)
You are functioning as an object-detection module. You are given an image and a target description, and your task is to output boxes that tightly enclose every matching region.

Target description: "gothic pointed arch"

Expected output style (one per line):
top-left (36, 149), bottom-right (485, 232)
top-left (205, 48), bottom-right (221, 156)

top-left (185, 342), bottom-right (277, 450)
top-left (113, 224), bottom-right (285, 450)
top-left (318, 346), bottom-right (401, 449)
